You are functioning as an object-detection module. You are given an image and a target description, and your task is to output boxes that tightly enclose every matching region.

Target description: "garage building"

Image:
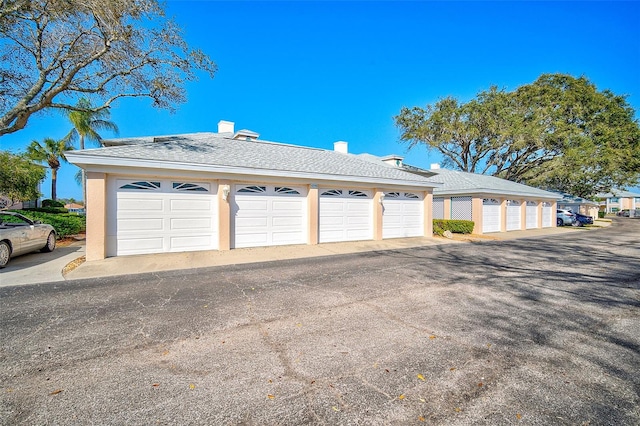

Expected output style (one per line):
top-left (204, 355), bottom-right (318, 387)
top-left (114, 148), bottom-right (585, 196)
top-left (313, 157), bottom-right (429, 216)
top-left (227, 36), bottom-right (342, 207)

top-left (66, 121), bottom-right (440, 261)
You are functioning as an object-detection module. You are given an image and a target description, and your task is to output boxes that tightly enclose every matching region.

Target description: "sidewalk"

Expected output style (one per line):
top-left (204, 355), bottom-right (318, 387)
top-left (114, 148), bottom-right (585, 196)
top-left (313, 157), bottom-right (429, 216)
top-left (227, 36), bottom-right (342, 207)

top-left (0, 224), bottom-right (603, 287)
top-left (66, 224), bottom-right (592, 280)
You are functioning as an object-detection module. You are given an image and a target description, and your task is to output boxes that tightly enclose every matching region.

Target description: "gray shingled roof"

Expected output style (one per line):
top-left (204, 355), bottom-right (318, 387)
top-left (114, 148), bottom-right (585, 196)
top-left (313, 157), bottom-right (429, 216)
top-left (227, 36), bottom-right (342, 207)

top-left (426, 168), bottom-right (561, 199)
top-left (356, 154), bottom-right (560, 199)
top-left (596, 189), bottom-right (640, 198)
top-left (67, 133), bottom-right (438, 186)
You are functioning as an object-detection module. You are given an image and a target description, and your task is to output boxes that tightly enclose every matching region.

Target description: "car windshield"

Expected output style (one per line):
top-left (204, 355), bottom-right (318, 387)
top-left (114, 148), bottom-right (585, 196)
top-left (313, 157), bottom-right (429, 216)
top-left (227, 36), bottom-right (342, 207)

top-left (0, 213), bottom-right (33, 226)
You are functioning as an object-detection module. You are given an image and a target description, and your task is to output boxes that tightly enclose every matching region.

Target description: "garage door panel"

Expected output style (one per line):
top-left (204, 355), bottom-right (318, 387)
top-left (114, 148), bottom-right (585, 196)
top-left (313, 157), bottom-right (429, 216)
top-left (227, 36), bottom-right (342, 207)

top-left (235, 233), bottom-right (268, 246)
top-left (320, 202), bottom-right (344, 213)
top-left (273, 200), bottom-right (304, 211)
top-left (171, 217), bottom-right (211, 230)
top-left (320, 216), bottom-right (344, 226)
top-left (272, 231), bottom-right (304, 243)
top-left (170, 235), bottom-right (213, 250)
top-left (236, 217), bottom-right (269, 227)
top-left (118, 237), bottom-right (164, 253)
top-left (272, 216), bottom-right (302, 227)
top-left (347, 203), bottom-right (370, 214)
top-left (119, 198), bottom-right (164, 211)
top-left (118, 218), bottom-right (164, 232)
top-left (171, 198), bottom-right (211, 211)
top-left (236, 199), bottom-right (268, 211)
top-left (347, 216), bottom-right (370, 226)
top-left (347, 229), bottom-right (371, 239)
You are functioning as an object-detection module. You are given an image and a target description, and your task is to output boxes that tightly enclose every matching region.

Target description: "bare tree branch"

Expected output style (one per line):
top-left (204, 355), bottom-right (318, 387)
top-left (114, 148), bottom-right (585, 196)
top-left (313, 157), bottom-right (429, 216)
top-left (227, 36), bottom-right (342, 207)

top-left (0, 0), bottom-right (217, 136)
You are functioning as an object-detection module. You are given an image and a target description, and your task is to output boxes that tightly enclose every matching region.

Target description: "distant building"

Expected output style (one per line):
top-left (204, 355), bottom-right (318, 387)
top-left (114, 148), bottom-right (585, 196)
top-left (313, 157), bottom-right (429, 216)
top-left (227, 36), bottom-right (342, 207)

top-left (596, 190), bottom-right (640, 213)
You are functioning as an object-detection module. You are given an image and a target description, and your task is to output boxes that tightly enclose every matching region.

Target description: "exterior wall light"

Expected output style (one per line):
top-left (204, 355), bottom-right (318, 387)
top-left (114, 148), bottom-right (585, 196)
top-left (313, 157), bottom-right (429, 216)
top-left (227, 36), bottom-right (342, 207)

top-left (222, 185), bottom-right (231, 201)
top-left (379, 193), bottom-right (385, 204)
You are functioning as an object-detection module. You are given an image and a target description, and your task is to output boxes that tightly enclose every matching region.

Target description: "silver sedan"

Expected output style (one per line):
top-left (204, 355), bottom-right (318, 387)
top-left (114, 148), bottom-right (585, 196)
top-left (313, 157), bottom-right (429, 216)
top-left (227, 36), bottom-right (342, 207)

top-left (0, 211), bottom-right (56, 268)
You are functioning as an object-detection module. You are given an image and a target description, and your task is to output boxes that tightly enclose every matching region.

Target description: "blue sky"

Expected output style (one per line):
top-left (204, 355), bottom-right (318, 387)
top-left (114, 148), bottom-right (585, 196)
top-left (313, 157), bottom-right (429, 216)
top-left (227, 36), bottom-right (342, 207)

top-left (2, 0), bottom-right (639, 200)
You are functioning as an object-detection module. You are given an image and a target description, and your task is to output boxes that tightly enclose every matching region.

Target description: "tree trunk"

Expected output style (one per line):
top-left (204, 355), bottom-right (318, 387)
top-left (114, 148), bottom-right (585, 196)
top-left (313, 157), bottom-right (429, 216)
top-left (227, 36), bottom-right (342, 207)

top-left (80, 135), bottom-right (86, 203)
top-left (51, 168), bottom-right (58, 201)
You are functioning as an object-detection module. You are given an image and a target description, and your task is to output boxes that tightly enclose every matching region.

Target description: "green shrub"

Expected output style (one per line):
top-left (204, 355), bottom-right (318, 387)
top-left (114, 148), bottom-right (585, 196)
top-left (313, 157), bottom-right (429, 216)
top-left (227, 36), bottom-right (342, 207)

top-left (598, 211), bottom-right (605, 218)
top-left (24, 207), bottom-right (68, 214)
top-left (16, 210), bottom-right (86, 238)
top-left (433, 219), bottom-right (474, 236)
top-left (42, 199), bottom-right (65, 208)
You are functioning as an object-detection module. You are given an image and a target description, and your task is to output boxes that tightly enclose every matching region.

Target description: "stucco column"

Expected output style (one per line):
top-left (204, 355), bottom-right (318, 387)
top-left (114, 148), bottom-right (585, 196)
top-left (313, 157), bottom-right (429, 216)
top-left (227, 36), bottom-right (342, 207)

top-left (520, 199), bottom-right (527, 230)
top-left (443, 197), bottom-right (452, 220)
top-left (85, 172), bottom-right (107, 261)
top-left (424, 191), bottom-right (433, 237)
top-left (373, 189), bottom-right (384, 240)
top-left (537, 202), bottom-right (543, 228)
top-left (471, 197), bottom-right (483, 234)
top-left (308, 185), bottom-right (319, 245)
top-left (218, 180), bottom-right (232, 250)
top-left (500, 199), bottom-right (507, 232)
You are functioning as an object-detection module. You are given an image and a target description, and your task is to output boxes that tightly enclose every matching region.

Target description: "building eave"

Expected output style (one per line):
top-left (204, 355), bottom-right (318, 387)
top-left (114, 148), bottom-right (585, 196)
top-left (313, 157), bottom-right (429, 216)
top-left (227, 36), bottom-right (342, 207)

top-left (66, 153), bottom-right (442, 190)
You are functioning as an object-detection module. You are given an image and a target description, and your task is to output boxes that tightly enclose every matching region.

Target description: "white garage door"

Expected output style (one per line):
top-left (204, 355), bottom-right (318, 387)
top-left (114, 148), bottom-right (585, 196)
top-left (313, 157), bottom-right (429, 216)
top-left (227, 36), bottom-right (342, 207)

top-left (233, 185), bottom-right (307, 248)
top-left (506, 200), bottom-right (521, 231)
top-left (319, 189), bottom-right (373, 243)
top-left (114, 179), bottom-right (218, 256)
top-left (382, 192), bottom-right (424, 239)
top-left (542, 202), bottom-right (553, 227)
top-left (483, 198), bottom-right (501, 233)
top-left (526, 201), bottom-right (538, 229)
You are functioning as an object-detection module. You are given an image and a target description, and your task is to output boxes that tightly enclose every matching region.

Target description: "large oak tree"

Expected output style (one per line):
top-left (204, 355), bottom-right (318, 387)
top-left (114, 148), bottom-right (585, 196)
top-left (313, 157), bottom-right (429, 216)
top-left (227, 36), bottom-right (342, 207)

top-left (395, 74), bottom-right (640, 198)
top-left (0, 0), bottom-right (216, 136)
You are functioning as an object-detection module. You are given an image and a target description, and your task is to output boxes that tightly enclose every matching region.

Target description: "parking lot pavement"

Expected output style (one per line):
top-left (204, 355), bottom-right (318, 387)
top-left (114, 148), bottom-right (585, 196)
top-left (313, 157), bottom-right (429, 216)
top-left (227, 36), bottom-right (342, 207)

top-left (0, 242), bottom-right (84, 287)
top-left (1, 218), bottom-right (638, 424)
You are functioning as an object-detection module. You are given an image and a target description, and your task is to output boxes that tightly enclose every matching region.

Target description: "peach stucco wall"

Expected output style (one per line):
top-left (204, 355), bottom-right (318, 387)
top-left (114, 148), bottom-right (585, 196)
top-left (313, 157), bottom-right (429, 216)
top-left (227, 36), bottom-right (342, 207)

top-left (424, 192), bottom-right (433, 237)
top-left (85, 172), bottom-right (107, 261)
top-left (307, 185), bottom-right (319, 245)
top-left (217, 180), bottom-right (232, 250)
top-left (373, 190), bottom-right (384, 240)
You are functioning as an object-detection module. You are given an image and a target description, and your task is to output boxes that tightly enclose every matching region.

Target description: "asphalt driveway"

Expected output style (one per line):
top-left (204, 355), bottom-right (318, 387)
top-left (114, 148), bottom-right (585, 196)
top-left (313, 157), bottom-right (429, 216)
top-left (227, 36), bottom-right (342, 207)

top-left (1, 219), bottom-right (638, 425)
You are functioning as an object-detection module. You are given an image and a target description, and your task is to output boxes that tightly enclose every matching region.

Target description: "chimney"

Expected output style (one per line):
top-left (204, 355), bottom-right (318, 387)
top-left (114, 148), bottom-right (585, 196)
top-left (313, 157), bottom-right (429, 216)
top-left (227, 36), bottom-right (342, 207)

top-left (430, 163), bottom-right (440, 170)
top-left (218, 120), bottom-right (234, 134)
top-left (333, 141), bottom-right (348, 154)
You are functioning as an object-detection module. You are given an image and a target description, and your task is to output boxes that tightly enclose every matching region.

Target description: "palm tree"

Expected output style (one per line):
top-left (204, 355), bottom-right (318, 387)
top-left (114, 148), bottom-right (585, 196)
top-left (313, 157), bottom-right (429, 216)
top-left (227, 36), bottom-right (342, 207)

top-left (64, 98), bottom-right (119, 202)
top-left (26, 138), bottom-right (74, 201)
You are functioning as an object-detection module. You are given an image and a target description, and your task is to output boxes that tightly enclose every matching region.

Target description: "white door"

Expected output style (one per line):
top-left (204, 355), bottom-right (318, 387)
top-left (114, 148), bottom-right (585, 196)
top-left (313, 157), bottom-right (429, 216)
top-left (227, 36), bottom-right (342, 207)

top-left (114, 179), bottom-right (218, 256)
top-left (482, 198), bottom-right (501, 233)
top-left (506, 200), bottom-right (521, 231)
top-left (319, 189), bottom-right (373, 243)
top-left (233, 185), bottom-right (307, 248)
top-left (382, 191), bottom-right (424, 238)
top-left (526, 201), bottom-right (538, 229)
top-left (542, 202), bottom-right (553, 227)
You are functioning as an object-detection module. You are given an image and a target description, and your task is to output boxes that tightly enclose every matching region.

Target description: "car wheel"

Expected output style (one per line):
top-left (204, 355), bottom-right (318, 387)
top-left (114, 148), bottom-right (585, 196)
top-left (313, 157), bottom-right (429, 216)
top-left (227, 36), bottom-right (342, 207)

top-left (0, 241), bottom-right (10, 268)
top-left (557, 218), bottom-right (563, 227)
top-left (572, 220), bottom-right (582, 227)
top-left (41, 232), bottom-right (56, 253)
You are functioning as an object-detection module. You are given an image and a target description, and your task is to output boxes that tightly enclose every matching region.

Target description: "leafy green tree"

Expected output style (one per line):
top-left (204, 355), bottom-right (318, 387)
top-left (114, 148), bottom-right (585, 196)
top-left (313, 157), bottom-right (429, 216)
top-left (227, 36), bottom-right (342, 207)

top-left (64, 97), bottom-right (118, 201)
top-left (0, 150), bottom-right (46, 204)
top-left (26, 138), bottom-right (74, 201)
top-left (395, 73), bottom-right (640, 198)
top-left (0, 0), bottom-right (216, 136)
